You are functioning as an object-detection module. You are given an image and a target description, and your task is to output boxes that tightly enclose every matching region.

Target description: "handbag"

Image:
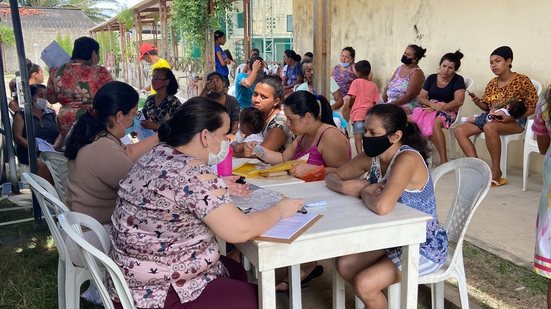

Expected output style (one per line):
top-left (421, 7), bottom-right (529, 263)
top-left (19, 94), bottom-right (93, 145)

top-left (411, 107), bottom-right (437, 137)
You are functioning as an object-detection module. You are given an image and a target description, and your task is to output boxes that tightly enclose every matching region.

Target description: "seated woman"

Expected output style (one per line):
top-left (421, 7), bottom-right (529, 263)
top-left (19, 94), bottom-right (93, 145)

top-left (65, 81), bottom-right (159, 227)
top-left (326, 104), bottom-right (448, 308)
top-left (12, 84), bottom-right (62, 183)
top-left (296, 61), bottom-right (345, 111)
top-left (109, 98), bottom-right (304, 309)
top-left (417, 50), bottom-right (466, 164)
top-left (234, 75), bottom-right (294, 156)
top-left (454, 46), bottom-right (538, 186)
top-left (140, 67), bottom-right (181, 131)
top-left (383, 44), bottom-right (427, 115)
top-left (247, 90), bottom-right (350, 179)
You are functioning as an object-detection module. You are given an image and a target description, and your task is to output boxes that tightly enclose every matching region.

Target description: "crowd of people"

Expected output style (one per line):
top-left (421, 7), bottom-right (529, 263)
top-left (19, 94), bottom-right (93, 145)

top-left (8, 30), bottom-right (549, 309)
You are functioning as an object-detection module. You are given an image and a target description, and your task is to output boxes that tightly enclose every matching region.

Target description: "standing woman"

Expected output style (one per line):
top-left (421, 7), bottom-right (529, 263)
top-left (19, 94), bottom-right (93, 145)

top-left (331, 47), bottom-right (357, 99)
top-left (234, 75), bottom-right (294, 155)
top-left (454, 46), bottom-right (537, 186)
top-left (214, 30), bottom-right (231, 87)
top-left (383, 44), bottom-right (427, 115)
top-left (282, 50), bottom-right (303, 97)
top-left (47, 36), bottom-right (113, 138)
top-left (532, 87), bottom-right (551, 309)
top-left (140, 67), bottom-right (181, 132)
top-left (417, 51), bottom-right (466, 164)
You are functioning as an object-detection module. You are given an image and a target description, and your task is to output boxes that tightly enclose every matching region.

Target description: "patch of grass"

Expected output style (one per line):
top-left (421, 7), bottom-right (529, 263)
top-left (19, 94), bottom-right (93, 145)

top-left (463, 242), bottom-right (547, 308)
top-left (0, 209), bottom-right (101, 308)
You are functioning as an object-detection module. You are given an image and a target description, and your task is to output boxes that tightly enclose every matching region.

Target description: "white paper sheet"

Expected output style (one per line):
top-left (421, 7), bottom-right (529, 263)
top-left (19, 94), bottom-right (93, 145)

top-left (41, 41), bottom-right (71, 69)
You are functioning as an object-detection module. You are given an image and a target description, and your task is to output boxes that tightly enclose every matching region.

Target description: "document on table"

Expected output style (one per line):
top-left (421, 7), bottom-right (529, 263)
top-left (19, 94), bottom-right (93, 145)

top-left (257, 213), bottom-right (322, 243)
top-left (231, 184), bottom-right (322, 243)
top-left (231, 184), bottom-right (283, 214)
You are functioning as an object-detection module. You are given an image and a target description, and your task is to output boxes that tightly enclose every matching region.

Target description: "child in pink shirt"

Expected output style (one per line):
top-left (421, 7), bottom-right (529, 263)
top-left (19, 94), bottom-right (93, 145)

top-left (345, 60), bottom-right (380, 155)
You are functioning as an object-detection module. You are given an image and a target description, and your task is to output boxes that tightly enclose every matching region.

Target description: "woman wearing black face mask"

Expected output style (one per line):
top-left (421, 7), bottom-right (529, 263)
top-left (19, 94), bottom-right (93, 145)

top-left (326, 104), bottom-right (447, 308)
top-left (382, 44), bottom-right (427, 114)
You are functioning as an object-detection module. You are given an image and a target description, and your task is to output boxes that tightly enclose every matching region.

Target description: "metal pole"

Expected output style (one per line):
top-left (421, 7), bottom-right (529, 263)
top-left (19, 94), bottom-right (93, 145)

top-left (9, 0), bottom-right (40, 221)
top-left (0, 42), bottom-right (20, 195)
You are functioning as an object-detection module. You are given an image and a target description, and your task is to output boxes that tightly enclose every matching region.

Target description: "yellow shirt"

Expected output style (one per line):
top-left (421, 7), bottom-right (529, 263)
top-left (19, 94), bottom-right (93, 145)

top-left (149, 58), bottom-right (171, 94)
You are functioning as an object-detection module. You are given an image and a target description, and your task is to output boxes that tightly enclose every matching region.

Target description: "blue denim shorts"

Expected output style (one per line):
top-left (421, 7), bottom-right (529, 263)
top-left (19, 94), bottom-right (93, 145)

top-left (352, 121), bottom-right (365, 134)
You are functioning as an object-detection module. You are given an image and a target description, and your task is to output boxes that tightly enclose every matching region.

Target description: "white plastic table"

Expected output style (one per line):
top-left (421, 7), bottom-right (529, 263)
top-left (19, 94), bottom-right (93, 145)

top-left (235, 181), bottom-right (430, 309)
top-left (232, 158), bottom-right (305, 188)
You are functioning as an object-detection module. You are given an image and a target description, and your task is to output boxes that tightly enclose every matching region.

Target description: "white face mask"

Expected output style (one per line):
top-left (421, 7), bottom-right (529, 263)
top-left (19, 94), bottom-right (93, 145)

top-left (34, 98), bottom-right (48, 110)
top-left (207, 131), bottom-right (230, 165)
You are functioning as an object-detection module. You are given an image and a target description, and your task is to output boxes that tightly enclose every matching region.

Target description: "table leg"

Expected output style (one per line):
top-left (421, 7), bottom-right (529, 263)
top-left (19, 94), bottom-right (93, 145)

top-left (289, 264), bottom-right (302, 309)
top-left (332, 259), bottom-right (345, 309)
top-left (258, 269), bottom-right (276, 309)
top-left (400, 243), bottom-right (420, 309)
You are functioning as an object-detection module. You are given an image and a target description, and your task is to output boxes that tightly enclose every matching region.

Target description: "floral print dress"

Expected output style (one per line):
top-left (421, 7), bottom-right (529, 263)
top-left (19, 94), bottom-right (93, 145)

top-left (47, 62), bottom-right (112, 136)
top-left (109, 144), bottom-right (230, 307)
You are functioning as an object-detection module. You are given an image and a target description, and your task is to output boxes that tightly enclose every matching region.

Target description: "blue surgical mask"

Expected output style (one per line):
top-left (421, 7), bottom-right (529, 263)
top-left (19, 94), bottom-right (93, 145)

top-left (119, 115), bottom-right (137, 136)
top-left (340, 62), bottom-right (350, 68)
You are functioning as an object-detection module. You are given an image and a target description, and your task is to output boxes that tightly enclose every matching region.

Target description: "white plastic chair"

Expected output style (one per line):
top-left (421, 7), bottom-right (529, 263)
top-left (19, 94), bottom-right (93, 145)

top-left (522, 119), bottom-right (543, 191)
top-left (376, 158), bottom-right (491, 309)
top-left (448, 77), bottom-right (473, 157)
top-left (471, 79), bottom-right (542, 179)
top-left (40, 151), bottom-right (69, 204)
top-left (58, 211), bottom-right (136, 309)
top-left (22, 172), bottom-right (89, 309)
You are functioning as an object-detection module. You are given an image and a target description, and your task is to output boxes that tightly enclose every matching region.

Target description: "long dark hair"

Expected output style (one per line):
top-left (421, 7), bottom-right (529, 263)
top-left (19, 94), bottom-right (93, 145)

top-left (65, 81), bottom-right (138, 160)
top-left (367, 104), bottom-right (429, 161)
top-left (71, 36), bottom-right (100, 61)
top-left (284, 91), bottom-right (335, 126)
top-left (159, 97), bottom-right (228, 147)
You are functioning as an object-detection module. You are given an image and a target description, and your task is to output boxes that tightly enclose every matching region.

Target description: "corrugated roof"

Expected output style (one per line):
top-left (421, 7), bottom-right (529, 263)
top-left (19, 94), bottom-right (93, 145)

top-left (0, 6), bottom-right (96, 29)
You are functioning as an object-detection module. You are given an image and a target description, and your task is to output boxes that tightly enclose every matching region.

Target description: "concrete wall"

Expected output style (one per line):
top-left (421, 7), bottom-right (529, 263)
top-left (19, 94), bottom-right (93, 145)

top-left (293, 0), bottom-right (550, 172)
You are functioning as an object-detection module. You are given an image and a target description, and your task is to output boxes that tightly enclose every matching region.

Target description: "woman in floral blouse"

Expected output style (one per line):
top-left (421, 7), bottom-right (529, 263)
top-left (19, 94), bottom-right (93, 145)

top-left (47, 36), bottom-right (113, 138)
top-left (110, 97), bottom-right (304, 309)
top-left (141, 67), bottom-right (181, 131)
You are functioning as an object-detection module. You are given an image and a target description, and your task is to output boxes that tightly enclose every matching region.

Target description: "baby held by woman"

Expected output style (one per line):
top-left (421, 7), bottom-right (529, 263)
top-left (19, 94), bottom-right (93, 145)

top-left (461, 98), bottom-right (527, 129)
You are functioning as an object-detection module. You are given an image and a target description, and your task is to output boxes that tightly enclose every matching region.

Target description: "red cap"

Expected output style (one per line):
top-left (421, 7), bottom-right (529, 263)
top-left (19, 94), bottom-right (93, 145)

top-left (139, 43), bottom-right (156, 60)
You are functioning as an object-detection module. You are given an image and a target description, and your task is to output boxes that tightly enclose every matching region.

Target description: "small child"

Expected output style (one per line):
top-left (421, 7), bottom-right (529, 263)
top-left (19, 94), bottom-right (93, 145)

top-left (461, 98), bottom-right (527, 130)
top-left (343, 60), bottom-right (381, 155)
top-left (232, 107), bottom-right (265, 152)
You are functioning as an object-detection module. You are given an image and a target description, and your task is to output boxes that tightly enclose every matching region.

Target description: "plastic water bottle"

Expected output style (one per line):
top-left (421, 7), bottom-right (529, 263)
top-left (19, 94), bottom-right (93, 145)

top-left (216, 147), bottom-right (233, 176)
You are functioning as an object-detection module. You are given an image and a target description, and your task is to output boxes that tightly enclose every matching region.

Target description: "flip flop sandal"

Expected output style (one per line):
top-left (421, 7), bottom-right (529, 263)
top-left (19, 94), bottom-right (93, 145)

top-left (491, 178), bottom-right (507, 187)
top-left (275, 265), bottom-right (325, 293)
top-left (300, 265), bottom-right (324, 287)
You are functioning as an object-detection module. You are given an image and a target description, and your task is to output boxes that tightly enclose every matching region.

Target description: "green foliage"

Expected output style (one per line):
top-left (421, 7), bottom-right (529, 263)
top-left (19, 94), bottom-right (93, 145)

top-left (55, 33), bottom-right (72, 55)
top-left (171, 0), bottom-right (233, 60)
top-left (117, 8), bottom-right (135, 30)
top-left (0, 24), bottom-right (16, 46)
top-left (96, 31), bottom-right (119, 65)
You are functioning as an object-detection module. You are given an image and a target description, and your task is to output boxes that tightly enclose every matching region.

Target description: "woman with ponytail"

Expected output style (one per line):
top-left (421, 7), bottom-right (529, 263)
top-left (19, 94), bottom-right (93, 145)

top-left (246, 90), bottom-right (351, 181)
top-left (65, 81), bottom-right (158, 226)
top-left (326, 103), bottom-right (448, 308)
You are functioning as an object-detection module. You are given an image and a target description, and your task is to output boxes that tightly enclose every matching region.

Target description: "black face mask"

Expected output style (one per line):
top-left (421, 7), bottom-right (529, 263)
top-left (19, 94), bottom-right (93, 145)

top-left (401, 55), bottom-right (414, 65)
top-left (362, 135), bottom-right (393, 157)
